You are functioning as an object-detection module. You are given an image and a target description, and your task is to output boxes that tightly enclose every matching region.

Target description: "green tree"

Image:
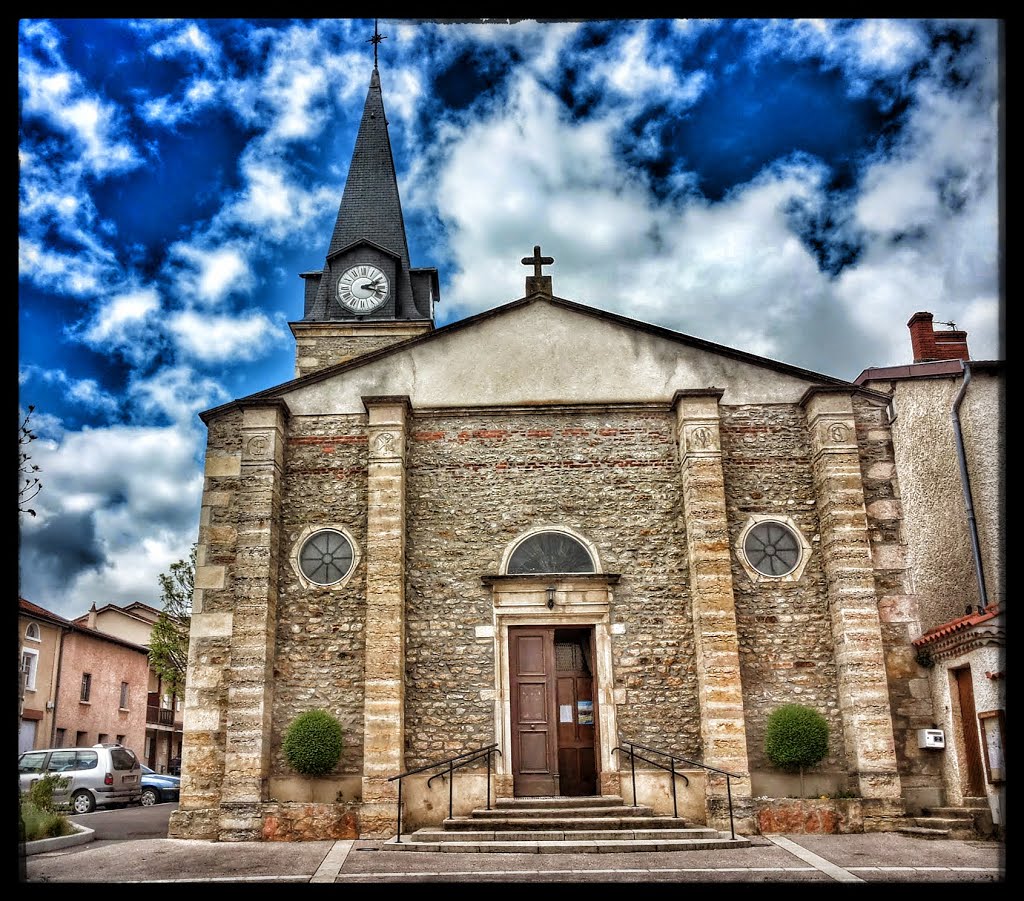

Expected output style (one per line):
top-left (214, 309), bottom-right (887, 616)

top-left (148, 544), bottom-right (195, 699)
top-left (764, 703), bottom-right (830, 798)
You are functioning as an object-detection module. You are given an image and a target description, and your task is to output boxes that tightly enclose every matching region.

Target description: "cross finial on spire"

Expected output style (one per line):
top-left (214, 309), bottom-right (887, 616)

top-left (367, 19), bottom-right (386, 69)
top-left (521, 244), bottom-right (554, 296)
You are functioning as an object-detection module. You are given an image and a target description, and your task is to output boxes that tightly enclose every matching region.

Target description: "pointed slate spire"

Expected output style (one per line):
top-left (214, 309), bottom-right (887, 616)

top-left (326, 67), bottom-right (412, 268)
top-left (303, 51), bottom-right (438, 323)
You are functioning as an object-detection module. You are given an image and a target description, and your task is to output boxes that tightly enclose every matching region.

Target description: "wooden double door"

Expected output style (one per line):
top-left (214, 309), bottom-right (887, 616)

top-left (509, 626), bottom-right (597, 797)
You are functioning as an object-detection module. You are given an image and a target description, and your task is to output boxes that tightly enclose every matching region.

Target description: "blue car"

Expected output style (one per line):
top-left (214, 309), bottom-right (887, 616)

top-left (140, 764), bottom-right (181, 806)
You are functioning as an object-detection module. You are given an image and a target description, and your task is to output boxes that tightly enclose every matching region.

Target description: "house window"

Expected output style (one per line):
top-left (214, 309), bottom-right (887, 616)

top-left (98, 733), bottom-right (109, 745)
top-left (75, 731), bottom-right (88, 746)
top-left (80, 673), bottom-right (92, 702)
top-left (120, 682), bottom-right (130, 709)
top-left (21, 648), bottom-right (38, 692)
top-left (116, 734), bottom-right (125, 746)
top-left (25, 622), bottom-right (41, 642)
top-left (56, 728), bottom-right (66, 747)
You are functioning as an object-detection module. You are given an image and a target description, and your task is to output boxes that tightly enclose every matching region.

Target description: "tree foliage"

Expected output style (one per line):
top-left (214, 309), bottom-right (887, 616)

top-left (764, 703), bottom-right (830, 771)
top-left (283, 710), bottom-right (344, 776)
top-left (764, 703), bottom-right (830, 797)
top-left (19, 405), bottom-right (43, 517)
top-left (148, 545), bottom-right (195, 698)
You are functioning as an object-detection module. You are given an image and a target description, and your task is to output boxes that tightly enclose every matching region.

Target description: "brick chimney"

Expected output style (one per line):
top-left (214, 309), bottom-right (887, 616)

top-left (907, 311), bottom-right (970, 363)
top-left (87, 602), bottom-right (97, 629)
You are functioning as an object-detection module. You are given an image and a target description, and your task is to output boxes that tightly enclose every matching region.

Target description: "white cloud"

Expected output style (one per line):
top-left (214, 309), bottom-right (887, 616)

top-left (18, 238), bottom-right (108, 296)
top-left (147, 21), bottom-right (220, 63)
top-left (82, 287), bottom-right (161, 344)
top-left (18, 422), bottom-right (204, 619)
top-left (19, 56), bottom-right (141, 177)
top-left (170, 244), bottom-right (253, 305)
top-left (19, 366), bottom-right (120, 417)
top-left (168, 309), bottom-right (286, 363)
top-left (128, 365), bottom-right (231, 425)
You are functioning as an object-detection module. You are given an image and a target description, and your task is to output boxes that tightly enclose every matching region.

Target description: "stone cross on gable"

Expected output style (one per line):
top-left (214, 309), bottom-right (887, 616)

top-left (521, 244), bottom-right (554, 296)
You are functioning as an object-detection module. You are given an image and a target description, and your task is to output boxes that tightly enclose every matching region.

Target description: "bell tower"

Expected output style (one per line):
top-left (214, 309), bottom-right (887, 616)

top-left (290, 25), bottom-right (438, 378)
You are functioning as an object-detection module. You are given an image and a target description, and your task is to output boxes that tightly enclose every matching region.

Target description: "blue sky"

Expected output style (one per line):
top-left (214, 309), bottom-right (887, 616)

top-left (18, 18), bottom-right (1003, 619)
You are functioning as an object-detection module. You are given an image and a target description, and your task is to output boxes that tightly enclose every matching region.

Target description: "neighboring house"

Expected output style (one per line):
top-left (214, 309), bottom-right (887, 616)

top-left (18, 598), bottom-right (185, 775)
top-left (18, 598), bottom-right (69, 753)
top-left (18, 597), bottom-right (150, 758)
top-left (855, 312), bottom-right (1005, 835)
top-left (71, 602), bottom-right (184, 774)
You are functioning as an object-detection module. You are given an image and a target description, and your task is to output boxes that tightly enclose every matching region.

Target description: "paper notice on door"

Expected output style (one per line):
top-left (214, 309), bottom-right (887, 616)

top-left (577, 700), bottom-right (594, 725)
top-left (559, 704), bottom-right (573, 723)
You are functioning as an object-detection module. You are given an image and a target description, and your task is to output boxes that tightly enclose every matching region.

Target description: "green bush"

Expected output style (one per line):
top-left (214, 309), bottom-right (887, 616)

top-left (27, 773), bottom-right (70, 812)
top-left (764, 703), bottom-right (829, 773)
top-left (283, 709), bottom-right (343, 776)
top-left (21, 800), bottom-right (75, 841)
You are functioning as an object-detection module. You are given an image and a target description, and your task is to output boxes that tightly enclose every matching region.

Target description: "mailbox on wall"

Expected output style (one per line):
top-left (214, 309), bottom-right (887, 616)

top-left (916, 728), bottom-right (945, 749)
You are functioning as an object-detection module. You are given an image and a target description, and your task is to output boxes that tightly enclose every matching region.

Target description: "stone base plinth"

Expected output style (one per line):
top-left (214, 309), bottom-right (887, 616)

top-left (167, 807), bottom-right (220, 840)
top-left (261, 803), bottom-right (360, 840)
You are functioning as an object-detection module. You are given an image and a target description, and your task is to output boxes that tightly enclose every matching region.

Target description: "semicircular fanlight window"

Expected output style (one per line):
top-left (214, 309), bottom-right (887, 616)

top-left (507, 531), bottom-right (595, 575)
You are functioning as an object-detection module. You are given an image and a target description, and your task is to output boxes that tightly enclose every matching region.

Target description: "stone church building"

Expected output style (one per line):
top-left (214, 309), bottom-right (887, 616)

top-left (168, 59), bottom-right (988, 843)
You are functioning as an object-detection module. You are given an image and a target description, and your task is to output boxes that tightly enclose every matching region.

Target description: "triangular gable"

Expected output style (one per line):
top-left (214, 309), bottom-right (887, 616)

top-left (206, 295), bottom-right (871, 420)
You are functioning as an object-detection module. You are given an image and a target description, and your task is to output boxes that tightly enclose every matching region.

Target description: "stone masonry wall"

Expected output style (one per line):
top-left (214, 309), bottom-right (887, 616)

top-left (405, 408), bottom-right (699, 767)
top-left (271, 414), bottom-right (369, 779)
top-left (719, 404), bottom-right (846, 775)
top-left (169, 410), bottom-right (242, 837)
top-left (853, 395), bottom-right (943, 808)
top-left (295, 335), bottom-right (414, 378)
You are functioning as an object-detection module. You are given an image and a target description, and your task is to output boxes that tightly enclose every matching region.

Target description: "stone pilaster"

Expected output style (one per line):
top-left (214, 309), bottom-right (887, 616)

top-left (673, 390), bottom-right (753, 831)
top-left (801, 389), bottom-right (902, 801)
top-left (360, 395), bottom-right (410, 837)
top-left (218, 400), bottom-right (289, 840)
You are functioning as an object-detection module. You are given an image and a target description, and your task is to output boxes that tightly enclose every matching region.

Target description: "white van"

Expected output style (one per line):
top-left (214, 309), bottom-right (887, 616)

top-left (18, 744), bottom-right (142, 813)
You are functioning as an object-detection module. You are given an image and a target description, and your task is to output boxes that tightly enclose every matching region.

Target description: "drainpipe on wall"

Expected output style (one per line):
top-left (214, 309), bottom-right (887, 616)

top-left (951, 360), bottom-right (988, 610)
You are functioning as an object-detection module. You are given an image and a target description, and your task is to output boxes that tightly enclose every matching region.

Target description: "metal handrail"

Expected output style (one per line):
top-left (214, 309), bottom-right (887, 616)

top-left (386, 743), bottom-right (501, 843)
top-left (613, 740), bottom-right (743, 840)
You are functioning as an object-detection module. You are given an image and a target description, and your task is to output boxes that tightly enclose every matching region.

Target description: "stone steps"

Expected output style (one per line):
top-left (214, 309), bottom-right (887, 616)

top-left (386, 794), bottom-right (751, 854)
top-left (898, 800), bottom-right (995, 840)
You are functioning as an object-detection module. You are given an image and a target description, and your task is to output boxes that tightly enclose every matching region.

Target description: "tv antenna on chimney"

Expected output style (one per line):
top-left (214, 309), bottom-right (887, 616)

top-left (937, 320), bottom-right (957, 330)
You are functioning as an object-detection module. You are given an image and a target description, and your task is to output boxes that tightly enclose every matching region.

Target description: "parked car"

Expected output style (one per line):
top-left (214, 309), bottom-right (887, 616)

top-left (140, 764), bottom-right (181, 806)
top-left (18, 744), bottom-right (142, 813)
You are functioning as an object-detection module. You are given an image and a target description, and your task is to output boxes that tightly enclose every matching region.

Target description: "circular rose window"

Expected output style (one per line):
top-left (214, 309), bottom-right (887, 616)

top-left (742, 520), bottom-right (801, 577)
top-left (299, 529), bottom-right (355, 586)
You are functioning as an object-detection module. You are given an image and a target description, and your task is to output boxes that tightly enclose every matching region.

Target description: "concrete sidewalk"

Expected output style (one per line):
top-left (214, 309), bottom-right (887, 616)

top-left (21, 832), bottom-right (1006, 883)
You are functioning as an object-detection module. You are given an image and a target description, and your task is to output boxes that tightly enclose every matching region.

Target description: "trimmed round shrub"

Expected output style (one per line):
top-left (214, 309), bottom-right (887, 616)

top-left (283, 709), bottom-right (343, 776)
top-left (764, 703), bottom-right (829, 772)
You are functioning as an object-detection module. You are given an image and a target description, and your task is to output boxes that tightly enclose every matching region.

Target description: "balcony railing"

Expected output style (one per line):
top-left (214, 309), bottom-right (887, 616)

top-left (146, 705), bottom-right (176, 726)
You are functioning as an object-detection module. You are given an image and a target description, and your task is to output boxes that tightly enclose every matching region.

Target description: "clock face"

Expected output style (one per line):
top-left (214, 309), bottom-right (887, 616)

top-left (337, 264), bottom-right (389, 313)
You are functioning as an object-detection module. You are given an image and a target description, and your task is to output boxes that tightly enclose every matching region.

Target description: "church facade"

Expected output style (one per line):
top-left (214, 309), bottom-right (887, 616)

top-left (168, 62), bottom-right (953, 843)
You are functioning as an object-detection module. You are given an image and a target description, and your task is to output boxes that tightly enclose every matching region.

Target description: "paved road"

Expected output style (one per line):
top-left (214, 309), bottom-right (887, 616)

top-left (22, 831), bottom-right (1007, 883)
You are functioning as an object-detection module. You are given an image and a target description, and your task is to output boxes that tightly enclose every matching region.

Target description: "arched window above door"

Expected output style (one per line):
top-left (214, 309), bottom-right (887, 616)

top-left (504, 528), bottom-right (598, 575)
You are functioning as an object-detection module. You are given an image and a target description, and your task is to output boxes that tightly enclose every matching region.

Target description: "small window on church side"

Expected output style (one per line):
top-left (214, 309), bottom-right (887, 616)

top-left (736, 514), bottom-right (812, 584)
top-left (507, 530), bottom-right (596, 575)
top-left (743, 521), bottom-right (800, 576)
top-left (299, 529), bottom-right (355, 586)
